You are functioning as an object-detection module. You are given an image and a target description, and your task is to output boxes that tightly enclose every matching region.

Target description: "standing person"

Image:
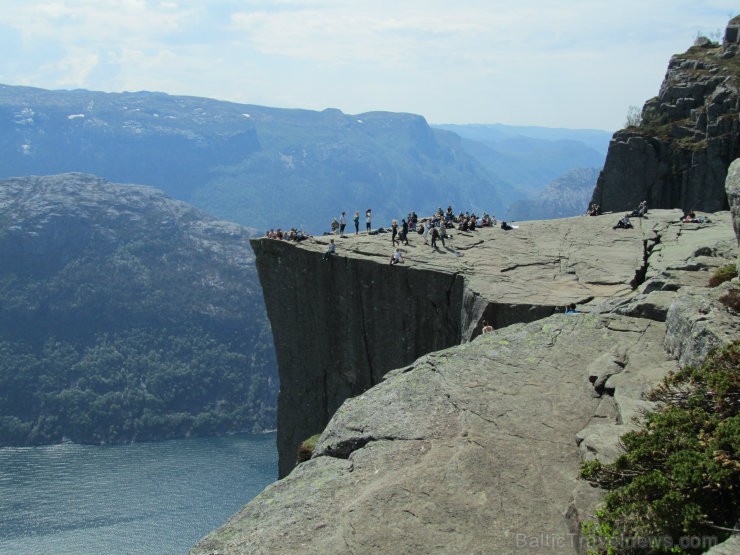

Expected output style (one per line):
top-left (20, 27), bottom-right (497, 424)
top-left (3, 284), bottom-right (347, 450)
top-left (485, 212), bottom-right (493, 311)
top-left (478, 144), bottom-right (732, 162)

top-left (438, 223), bottom-right (447, 247)
top-left (353, 211), bottom-right (360, 235)
top-left (401, 218), bottom-right (409, 245)
top-left (365, 209), bottom-right (372, 232)
top-left (431, 225), bottom-right (439, 249)
top-left (339, 212), bottom-right (347, 236)
top-left (391, 219), bottom-right (398, 246)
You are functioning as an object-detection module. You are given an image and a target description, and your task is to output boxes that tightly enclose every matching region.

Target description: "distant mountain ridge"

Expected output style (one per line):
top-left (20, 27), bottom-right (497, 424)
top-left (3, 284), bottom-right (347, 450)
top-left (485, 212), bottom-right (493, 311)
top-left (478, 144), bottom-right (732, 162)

top-left (507, 167), bottom-right (600, 221)
top-left (433, 123), bottom-right (610, 199)
top-left (0, 84), bottom-right (610, 230)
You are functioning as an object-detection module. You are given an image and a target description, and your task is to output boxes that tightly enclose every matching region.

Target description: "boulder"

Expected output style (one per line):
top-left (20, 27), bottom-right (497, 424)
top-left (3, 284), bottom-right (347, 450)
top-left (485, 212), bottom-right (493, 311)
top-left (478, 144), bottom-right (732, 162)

top-left (726, 158), bottom-right (740, 273)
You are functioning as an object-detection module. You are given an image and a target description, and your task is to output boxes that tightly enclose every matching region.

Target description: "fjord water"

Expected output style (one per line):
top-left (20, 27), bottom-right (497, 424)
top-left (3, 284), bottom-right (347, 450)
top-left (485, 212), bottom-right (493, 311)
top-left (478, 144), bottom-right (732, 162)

top-left (0, 432), bottom-right (277, 555)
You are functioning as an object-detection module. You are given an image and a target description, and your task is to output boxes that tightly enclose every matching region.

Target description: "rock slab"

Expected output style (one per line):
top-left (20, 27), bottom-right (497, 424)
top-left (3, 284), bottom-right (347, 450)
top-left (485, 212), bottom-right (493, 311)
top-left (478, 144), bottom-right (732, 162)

top-left (192, 313), bottom-right (673, 555)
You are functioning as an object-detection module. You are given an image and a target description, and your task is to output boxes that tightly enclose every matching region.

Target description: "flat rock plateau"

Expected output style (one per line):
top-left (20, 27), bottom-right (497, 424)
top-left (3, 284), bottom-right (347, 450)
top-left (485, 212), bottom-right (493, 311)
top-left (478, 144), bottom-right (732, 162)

top-left (192, 209), bottom-right (738, 555)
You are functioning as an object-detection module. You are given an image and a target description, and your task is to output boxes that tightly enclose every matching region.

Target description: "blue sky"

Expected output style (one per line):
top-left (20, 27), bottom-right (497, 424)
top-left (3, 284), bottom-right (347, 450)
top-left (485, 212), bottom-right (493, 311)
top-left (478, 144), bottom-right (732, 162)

top-left (1, 1), bottom-right (737, 131)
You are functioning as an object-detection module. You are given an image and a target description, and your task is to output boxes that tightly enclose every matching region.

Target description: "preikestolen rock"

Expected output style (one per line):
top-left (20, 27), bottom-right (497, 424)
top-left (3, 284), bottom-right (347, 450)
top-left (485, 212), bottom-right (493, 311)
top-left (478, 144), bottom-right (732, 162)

top-left (192, 205), bottom-right (738, 555)
top-left (251, 210), bottom-right (736, 476)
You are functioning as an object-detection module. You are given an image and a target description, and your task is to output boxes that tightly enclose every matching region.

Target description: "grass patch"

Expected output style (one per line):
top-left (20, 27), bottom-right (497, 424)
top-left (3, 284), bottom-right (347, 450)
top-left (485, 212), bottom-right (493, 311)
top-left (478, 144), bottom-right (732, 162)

top-left (296, 433), bottom-right (322, 464)
top-left (708, 264), bottom-right (738, 287)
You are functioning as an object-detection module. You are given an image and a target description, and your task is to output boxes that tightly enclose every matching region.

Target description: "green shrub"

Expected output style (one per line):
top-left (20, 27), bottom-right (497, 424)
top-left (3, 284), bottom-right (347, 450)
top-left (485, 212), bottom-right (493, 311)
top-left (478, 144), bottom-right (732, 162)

top-left (580, 341), bottom-right (740, 555)
top-left (708, 264), bottom-right (738, 287)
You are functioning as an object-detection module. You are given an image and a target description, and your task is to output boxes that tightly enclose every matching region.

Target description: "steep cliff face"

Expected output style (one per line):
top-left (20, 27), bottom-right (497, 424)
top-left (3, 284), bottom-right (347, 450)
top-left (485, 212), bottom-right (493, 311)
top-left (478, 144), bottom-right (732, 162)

top-left (591, 20), bottom-right (740, 214)
top-left (251, 239), bottom-right (466, 476)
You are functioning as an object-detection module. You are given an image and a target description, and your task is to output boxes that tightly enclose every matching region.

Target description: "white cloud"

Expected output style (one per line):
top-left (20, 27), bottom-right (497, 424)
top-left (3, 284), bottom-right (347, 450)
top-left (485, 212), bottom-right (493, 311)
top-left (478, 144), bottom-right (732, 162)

top-left (51, 47), bottom-right (100, 87)
top-left (0, 0), bottom-right (738, 129)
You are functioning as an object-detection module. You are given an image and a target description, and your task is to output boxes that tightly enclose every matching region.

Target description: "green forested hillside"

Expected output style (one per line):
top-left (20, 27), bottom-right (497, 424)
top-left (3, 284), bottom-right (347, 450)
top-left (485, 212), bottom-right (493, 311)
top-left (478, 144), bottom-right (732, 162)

top-left (0, 173), bottom-right (277, 446)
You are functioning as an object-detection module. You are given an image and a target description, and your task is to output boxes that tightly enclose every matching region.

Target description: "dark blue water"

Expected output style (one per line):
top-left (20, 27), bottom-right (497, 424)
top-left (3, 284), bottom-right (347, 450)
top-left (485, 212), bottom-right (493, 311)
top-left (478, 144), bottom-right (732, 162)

top-left (0, 432), bottom-right (277, 555)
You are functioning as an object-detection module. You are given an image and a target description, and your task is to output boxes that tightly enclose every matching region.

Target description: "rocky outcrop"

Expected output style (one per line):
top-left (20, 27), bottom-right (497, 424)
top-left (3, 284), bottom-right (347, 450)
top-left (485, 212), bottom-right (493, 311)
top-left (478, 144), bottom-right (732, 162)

top-left (727, 158), bottom-right (740, 272)
top-left (194, 209), bottom-right (738, 555)
top-left (252, 210), bottom-right (735, 477)
top-left (590, 21), bottom-right (740, 214)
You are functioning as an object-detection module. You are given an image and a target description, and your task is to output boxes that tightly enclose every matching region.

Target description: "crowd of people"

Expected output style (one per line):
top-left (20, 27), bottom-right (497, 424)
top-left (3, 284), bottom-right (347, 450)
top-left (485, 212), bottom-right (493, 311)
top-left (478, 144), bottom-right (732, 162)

top-left (261, 196), bottom-right (722, 343)
top-left (266, 198), bottom-right (691, 272)
top-left (265, 204), bottom-right (505, 248)
top-left (263, 227), bottom-right (310, 241)
top-left (265, 198), bottom-right (669, 247)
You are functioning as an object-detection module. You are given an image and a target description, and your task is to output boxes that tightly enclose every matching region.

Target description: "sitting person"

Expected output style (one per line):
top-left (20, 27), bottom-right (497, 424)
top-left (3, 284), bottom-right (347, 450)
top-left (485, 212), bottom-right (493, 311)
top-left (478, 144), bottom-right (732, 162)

top-left (613, 215), bottom-right (633, 229)
top-left (389, 248), bottom-right (404, 265)
top-left (322, 239), bottom-right (336, 261)
top-left (564, 303), bottom-right (579, 314)
top-left (481, 320), bottom-right (493, 333)
top-left (501, 221), bottom-right (513, 231)
top-left (630, 200), bottom-right (647, 218)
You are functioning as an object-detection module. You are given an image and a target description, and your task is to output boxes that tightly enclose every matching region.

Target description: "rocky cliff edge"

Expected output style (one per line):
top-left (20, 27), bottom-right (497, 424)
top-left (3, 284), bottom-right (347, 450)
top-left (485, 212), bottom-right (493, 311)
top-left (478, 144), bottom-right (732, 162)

top-left (193, 209), bottom-right (738, 554)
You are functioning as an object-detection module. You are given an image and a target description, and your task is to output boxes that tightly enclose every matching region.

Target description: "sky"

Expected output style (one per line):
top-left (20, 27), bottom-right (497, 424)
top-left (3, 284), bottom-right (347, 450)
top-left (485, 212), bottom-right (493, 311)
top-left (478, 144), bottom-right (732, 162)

top-left (1, 1), bottom-right (738, 131)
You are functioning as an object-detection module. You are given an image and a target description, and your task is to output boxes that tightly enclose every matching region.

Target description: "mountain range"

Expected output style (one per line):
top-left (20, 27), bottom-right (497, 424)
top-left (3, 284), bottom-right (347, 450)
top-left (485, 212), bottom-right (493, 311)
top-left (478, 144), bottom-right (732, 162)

top-left (0, 84), bottom-right (610, 232)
